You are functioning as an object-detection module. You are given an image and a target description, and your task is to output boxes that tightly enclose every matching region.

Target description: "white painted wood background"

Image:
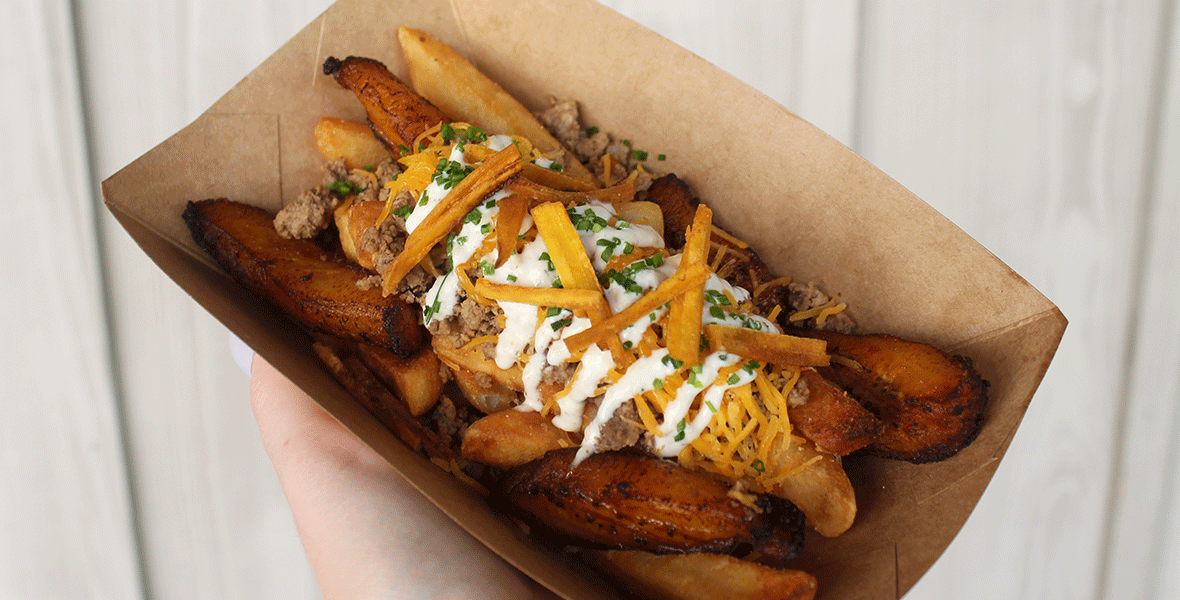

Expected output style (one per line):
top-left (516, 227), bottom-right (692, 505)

top-left (4, 0), bottom-right (1178, 598)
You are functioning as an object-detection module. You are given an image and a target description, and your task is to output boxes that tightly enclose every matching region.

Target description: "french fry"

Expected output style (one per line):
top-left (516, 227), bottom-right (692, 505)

top-left (616, 200), bottom-right (664, 232)
top-left (353, 343), bottom-right (444, 417)
top-left (462, 409), bottom-right (571, 469)
top-left (314, 117), bottom-right (391, 169)
top-left (397, 27), bottom-right (598, 187)
top-left (703, 324), bottom-right (830, 367)
top-left (753, 434), bottom-right (856, 538)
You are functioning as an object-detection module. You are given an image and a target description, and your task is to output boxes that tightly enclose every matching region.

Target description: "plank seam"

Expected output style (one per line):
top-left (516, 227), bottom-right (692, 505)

top-left (1094, 1), bottom-right (1177, 598)
top-left (66, 0), bottom-right (152, 597)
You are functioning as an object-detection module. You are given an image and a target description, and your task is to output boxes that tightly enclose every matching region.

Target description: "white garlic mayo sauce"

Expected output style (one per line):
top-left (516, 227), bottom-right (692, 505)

top-left (407, 149), bottom-right (775, 464)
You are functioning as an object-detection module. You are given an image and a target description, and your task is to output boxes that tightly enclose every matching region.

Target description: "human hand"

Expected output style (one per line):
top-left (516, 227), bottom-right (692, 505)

top-left (248, 354), bottom-right (558, 600)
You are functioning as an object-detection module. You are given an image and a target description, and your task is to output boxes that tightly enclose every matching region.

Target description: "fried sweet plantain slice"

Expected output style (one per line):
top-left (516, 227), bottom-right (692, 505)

top-left (799, 330), bottom-right (989, 463)
top-left (500, 449), bottom-right (805, 562)
top-left (644, 174), bottom-right (699, 251)
top-left (322, 56), bottom-right (447, 151)
top-left (788, 370), bottom-right (883, 456)
top-left (589, 550), bottom-right (817, 600)
top-left (183, 199), bottom-right (425, 356)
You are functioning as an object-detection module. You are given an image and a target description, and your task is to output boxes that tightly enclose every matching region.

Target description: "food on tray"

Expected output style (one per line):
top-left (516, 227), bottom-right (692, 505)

top-left (183, 27), bottom-right (989, 600)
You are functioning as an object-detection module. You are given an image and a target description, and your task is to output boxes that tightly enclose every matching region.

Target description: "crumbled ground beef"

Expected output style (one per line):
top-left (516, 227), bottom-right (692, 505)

top-left (787, 282), bottom-right (856, 333)
top-left (536, 98), bottom-right (654, 195)
top-left (787, 373), bottom-right (810, 408)
top-left (273, 186), bottom-right (338, 239)
top-left (428, 291), bottom-right (504, 348)
top-left (591, 399), bottom-right (644, 453)
top-left (541, 363), bottom-right (574, 388)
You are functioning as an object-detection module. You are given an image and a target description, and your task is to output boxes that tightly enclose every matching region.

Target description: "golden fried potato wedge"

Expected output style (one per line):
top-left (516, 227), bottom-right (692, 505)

top-left (590, 550), bottom-right (817, 600)
top-left (801, 330), bottom-right (989, 463)
top-left (183, 199), bottom-right (426, 357)
top-left (788, 370), bottom-right (882, 456)
top-left (322, 55), bottom-right (447, 150)
top-left (461, 409), bottom-right (570, 469)
top-left (397, 27), bottom-right (597, 186)
top-left (750, 435), bottom-right (856, 538)
top-left (353, 343), bottom-right (443, 416)
top-left (314, 117), bottom-right (391, 169)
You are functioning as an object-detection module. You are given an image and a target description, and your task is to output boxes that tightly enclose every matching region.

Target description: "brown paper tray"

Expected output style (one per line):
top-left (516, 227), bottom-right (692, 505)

top-left (102, 0), bottom-right (1066, 598)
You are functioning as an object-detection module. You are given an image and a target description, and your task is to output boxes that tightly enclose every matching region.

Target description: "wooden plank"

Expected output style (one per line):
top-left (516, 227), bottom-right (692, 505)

top-left (851, 3), bottom-right (1167, 599)
top-left (0, 0), bottom-right (143, 598)
top-left (1101, 1), bottom-right (1180, 598)
top-left (598, 0), bottom-right (859, 146)
top-left (77, 1), bottom-right (332, 598)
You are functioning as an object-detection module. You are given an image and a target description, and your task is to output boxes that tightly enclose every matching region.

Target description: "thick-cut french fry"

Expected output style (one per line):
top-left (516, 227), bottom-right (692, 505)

top-left (753, 434), bottom-right (856, 538)
top-left (353, 343), bottom-right (444, 417)
top-left (507, 176), bottom-right (634, 206)
top-left (335, 200), bottom-right (385, 270)
top-left (382, 144), bottom-right (522, 294)
top-left (703, 324), bottom-right (830, 367)
top-left (397, 27), bottom-right (598, 187)
top-left (666, 204), bottom-right (712, 365)
top-left (462, 409), bottom-right (570, 469)
top-left (314, 117), bottom-right (391, 169)
top-left (616, 201), bottom-right (664, 232)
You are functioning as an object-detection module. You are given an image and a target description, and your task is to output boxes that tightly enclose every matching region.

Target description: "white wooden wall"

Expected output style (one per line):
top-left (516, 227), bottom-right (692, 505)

top-left (5, 1), bottom-right (1178, 598)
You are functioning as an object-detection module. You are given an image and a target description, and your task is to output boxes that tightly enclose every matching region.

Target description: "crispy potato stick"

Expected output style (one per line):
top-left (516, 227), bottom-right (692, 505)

top-left (314, 117), bottom-right (391, 169)
top-left (590, 550), bottom-right (817, 600)
top-left (322, 56), bottom-right (446, 150)
top-left (531, 201), bottom-right (601, 292)
top-left (494, 195), bottom-right (527, 267)
top-left (564, 264), bottom-right (711, 354)
top-left (398, 27), bottom-right (598, 186)
top-left (507, 177), bottom-right (635, 206)
top-left (382, 145), bottom-right (523, 294)
top-left (520, 162), bottom-right (598, 192)
top-left (531, 201), bottom-right (628, 361)
top-left (474, 279), bottom-right (606, 312)
top-left (666, 205), bottom-right (712, 366)
top-left (703, 324), bottom-right (830, 367)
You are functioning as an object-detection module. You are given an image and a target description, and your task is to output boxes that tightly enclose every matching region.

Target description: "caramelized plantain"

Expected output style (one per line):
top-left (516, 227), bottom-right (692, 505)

top-left (500, 449), bottom-right (804, 561)
top-left (644, 174), bottom-right (698, 251)
top-left (788, 370), bottom-right (882, 456)
top-left (323, 56), bottom-right (448, 151)
top-left (797, 330), bottom-right (989, 463)
top-left (183, 199), bottom-right (426, 356)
